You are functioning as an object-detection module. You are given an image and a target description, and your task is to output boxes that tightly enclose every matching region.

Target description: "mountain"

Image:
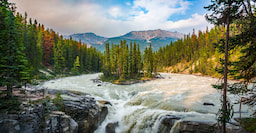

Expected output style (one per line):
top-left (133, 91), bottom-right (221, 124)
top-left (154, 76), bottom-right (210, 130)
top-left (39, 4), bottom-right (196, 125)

top-left (68, 32), bottom-right (107, 45)
top-left (67, 29), bottom-right (183, 51)
top-left (119, 29), bottom-right (183, 42)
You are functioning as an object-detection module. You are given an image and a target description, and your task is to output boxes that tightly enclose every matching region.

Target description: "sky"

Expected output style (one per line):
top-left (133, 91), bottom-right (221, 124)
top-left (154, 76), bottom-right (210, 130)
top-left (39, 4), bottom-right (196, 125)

top-left (9, 0), bottom-right (213, 37)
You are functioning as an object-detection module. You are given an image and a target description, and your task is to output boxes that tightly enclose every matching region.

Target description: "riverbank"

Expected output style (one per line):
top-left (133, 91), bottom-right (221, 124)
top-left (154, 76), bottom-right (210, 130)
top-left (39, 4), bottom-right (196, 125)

top-left (0, 86), bottom-right (109, 133)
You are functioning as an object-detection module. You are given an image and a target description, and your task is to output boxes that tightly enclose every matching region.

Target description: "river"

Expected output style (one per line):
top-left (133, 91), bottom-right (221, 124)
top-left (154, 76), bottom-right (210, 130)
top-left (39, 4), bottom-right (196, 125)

top-left (40, 73), bottom-right (250, 133)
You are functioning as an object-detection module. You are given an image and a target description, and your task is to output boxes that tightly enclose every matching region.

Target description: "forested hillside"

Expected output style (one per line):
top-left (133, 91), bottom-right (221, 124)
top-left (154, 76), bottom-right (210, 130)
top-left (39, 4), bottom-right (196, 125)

top-left (155, 25), bottom-right (243, 78)
top-left (101, 25), bottom-right (246, 81)
top-left (0, 1), bottom-right (102, 93)
top-left (19, 14), bottom-right (102, 77)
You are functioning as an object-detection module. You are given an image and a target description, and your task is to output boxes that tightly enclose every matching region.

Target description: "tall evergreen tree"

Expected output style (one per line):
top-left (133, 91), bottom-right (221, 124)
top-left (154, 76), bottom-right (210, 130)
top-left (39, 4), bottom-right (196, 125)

top-left (53, 39), bottom-right (65, 73)
top-left (103, 42), bottom-right (111, 77)
top-left (0, 0), bottom-right (29, 98)
top-left (71, 56), bottom-right (80, 75)
top-left (205, 0), bottom-right (244, 132)
top-left (228, 1), bottom-right (256, 116)
top-left (136, 44), bottom-right (142, 75)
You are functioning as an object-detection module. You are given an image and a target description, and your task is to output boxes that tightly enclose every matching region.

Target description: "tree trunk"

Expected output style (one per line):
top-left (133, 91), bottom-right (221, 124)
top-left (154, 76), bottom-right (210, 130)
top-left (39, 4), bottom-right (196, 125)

top-left (223, 6), bottom-right (230, 133)
top-left (6, 84), bottom-right (13, 98)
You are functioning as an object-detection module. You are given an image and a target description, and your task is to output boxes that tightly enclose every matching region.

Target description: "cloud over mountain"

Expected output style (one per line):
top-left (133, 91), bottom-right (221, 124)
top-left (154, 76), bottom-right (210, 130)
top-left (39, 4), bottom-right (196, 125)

top-left (10, 0), bottom-right (212, 37)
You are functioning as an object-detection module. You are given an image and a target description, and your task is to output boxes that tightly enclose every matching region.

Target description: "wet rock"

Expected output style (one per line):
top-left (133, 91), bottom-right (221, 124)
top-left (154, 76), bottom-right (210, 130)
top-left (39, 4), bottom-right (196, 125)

top-left (97, 84), bottom-right (102, 86)
top-left (157, 115), bottom-right (181, 133)
top-left (161, 115), bottom-right (181, 127)
top-left (106, 122), bottom-right (118, 133)
top-left (19, 114), bottom-right (41, 133)
top-left (179, 121), bottom-right (216, 133)
top-left (63, 96), bottom-right (108, 133)
top-left (155, 74), bottom-right (164, 79)
top-left (92, 79), bottom-right (102, 84)
top-left (203, 102), bottom-right (215, 106)
top-left (45, 111), bottom-right (78, 133)
top-left (0, 103), bottom-right (44, 133)
top-left (129, 91), bottom-right (137, 97)
top-left (19, 103), bottom-right (44, 133)
top-left (0, 89), bottom-right (107, 133)
top-left (171, 120), bottom-right (249, 133)
top-left (0, 119), bottom-right (20, 133)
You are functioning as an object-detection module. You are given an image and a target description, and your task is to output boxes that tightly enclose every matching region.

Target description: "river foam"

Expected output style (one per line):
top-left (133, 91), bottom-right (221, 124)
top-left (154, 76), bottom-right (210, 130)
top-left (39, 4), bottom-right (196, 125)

top-left (40, 73), bottom-right (250, 133)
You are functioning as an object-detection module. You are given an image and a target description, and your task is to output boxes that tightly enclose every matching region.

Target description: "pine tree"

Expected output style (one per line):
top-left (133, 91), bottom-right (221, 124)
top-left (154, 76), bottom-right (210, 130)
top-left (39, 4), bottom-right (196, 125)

top-left (205, 0), bottom-right (244, 132)
top-left (0, 0), bottom-right (29, 98)
top-left (71, 56), bottom-right (80, 75)
top-left (132, 42), bottom-right (137, 76)
top-left (53, 39), bottom-right (65, 73)
top-left (103, 43), bottom-right (111, 77)
top-left (129, 41), bottom-right (133, 77)
top-left (227, 1), bottom-right (256, 116)
top-left (122, 44), bottom-right (129, 79)
top-left (136, 44), bottom-right (142, 76)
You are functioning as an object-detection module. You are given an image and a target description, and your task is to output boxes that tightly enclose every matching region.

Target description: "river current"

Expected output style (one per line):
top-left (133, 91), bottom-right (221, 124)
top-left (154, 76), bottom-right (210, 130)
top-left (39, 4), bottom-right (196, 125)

top-left (40, 73), bottom-right (250, 133)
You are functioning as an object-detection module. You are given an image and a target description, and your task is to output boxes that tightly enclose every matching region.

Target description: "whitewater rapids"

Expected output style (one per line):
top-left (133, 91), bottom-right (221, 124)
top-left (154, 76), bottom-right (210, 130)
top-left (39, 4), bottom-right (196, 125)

top-left (40, 73), bottom-right (250, 133)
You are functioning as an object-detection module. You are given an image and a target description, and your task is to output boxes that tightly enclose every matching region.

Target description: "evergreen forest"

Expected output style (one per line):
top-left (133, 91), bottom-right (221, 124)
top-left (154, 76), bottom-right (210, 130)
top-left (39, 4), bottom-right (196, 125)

top-left (0, 0), bottom-right (103, 97)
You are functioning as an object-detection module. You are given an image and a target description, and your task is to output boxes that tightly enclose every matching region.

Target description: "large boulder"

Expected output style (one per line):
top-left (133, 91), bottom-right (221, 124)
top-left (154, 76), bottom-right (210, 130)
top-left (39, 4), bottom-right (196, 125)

top-left (105, 122), bottom-right (118, 133)
top-left (0, 119), bottom-right (20, 133)
top-left (159, 116), bottom-right (251, 133)
top-left (178, 121), bottom-right (216, 133)
top-left (44, 111), bottom-right (78, 133)
top-left (0, 89), bottom-right (108, 133)
top-left (157, 115), bottom-right (181, 133)
top-left (18, 103), bottom-right (44, 133)
top-left (63, 96), bottom-right (108, 133)
top-left (0, 102), bottom-right (44, 133)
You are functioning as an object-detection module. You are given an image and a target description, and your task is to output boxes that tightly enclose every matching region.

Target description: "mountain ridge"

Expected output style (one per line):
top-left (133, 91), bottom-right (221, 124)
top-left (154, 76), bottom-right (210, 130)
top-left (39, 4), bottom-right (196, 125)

top-left (67, 29), bottom-right (183, 51)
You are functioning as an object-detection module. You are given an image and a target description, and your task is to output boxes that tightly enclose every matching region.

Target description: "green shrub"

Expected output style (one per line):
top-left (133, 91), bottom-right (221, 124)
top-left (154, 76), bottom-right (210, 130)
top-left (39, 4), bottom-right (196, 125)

top-left (52, 92), bottom-right (64, 111)
top-left (0, 97), bottom-right (21, 113)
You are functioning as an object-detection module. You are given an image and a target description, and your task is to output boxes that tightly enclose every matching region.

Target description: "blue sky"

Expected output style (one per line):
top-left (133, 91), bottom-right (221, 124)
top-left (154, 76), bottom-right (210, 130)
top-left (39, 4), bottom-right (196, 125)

top-left (10, 0), bottom-right (213, 37)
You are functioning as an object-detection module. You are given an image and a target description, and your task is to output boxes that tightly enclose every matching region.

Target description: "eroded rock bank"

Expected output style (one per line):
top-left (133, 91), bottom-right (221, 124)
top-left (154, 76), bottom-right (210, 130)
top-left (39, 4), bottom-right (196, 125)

top-left (0, 88), bottom-right (109, 133)
top-left (158, 115), bottom-right (251, 133)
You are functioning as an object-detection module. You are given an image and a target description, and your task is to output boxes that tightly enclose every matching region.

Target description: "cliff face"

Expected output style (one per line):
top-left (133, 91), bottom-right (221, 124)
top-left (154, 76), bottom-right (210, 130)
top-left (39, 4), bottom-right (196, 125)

top-left (0, 89), bottom-right (109, 133)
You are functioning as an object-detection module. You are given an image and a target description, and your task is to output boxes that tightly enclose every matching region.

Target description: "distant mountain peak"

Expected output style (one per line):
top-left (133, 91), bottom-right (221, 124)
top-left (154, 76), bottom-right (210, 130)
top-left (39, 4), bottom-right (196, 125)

top-left (121, 29), bottom-right (183, 43)
top-left (69, 32), bottom-right (107, 45)
top-left (67, 29), bottom-right (183, 52)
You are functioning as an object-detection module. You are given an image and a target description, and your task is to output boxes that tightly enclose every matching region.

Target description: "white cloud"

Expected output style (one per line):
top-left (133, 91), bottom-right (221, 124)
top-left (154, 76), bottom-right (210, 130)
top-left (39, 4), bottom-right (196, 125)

top-left (9, 0), bottom-right (212, 37)
top-left (163, 13), bottom-right (206, 29)
top-left (162, 13), bottom-right (213, 34)
top-left (108, 7), bottom-right (120, 18)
